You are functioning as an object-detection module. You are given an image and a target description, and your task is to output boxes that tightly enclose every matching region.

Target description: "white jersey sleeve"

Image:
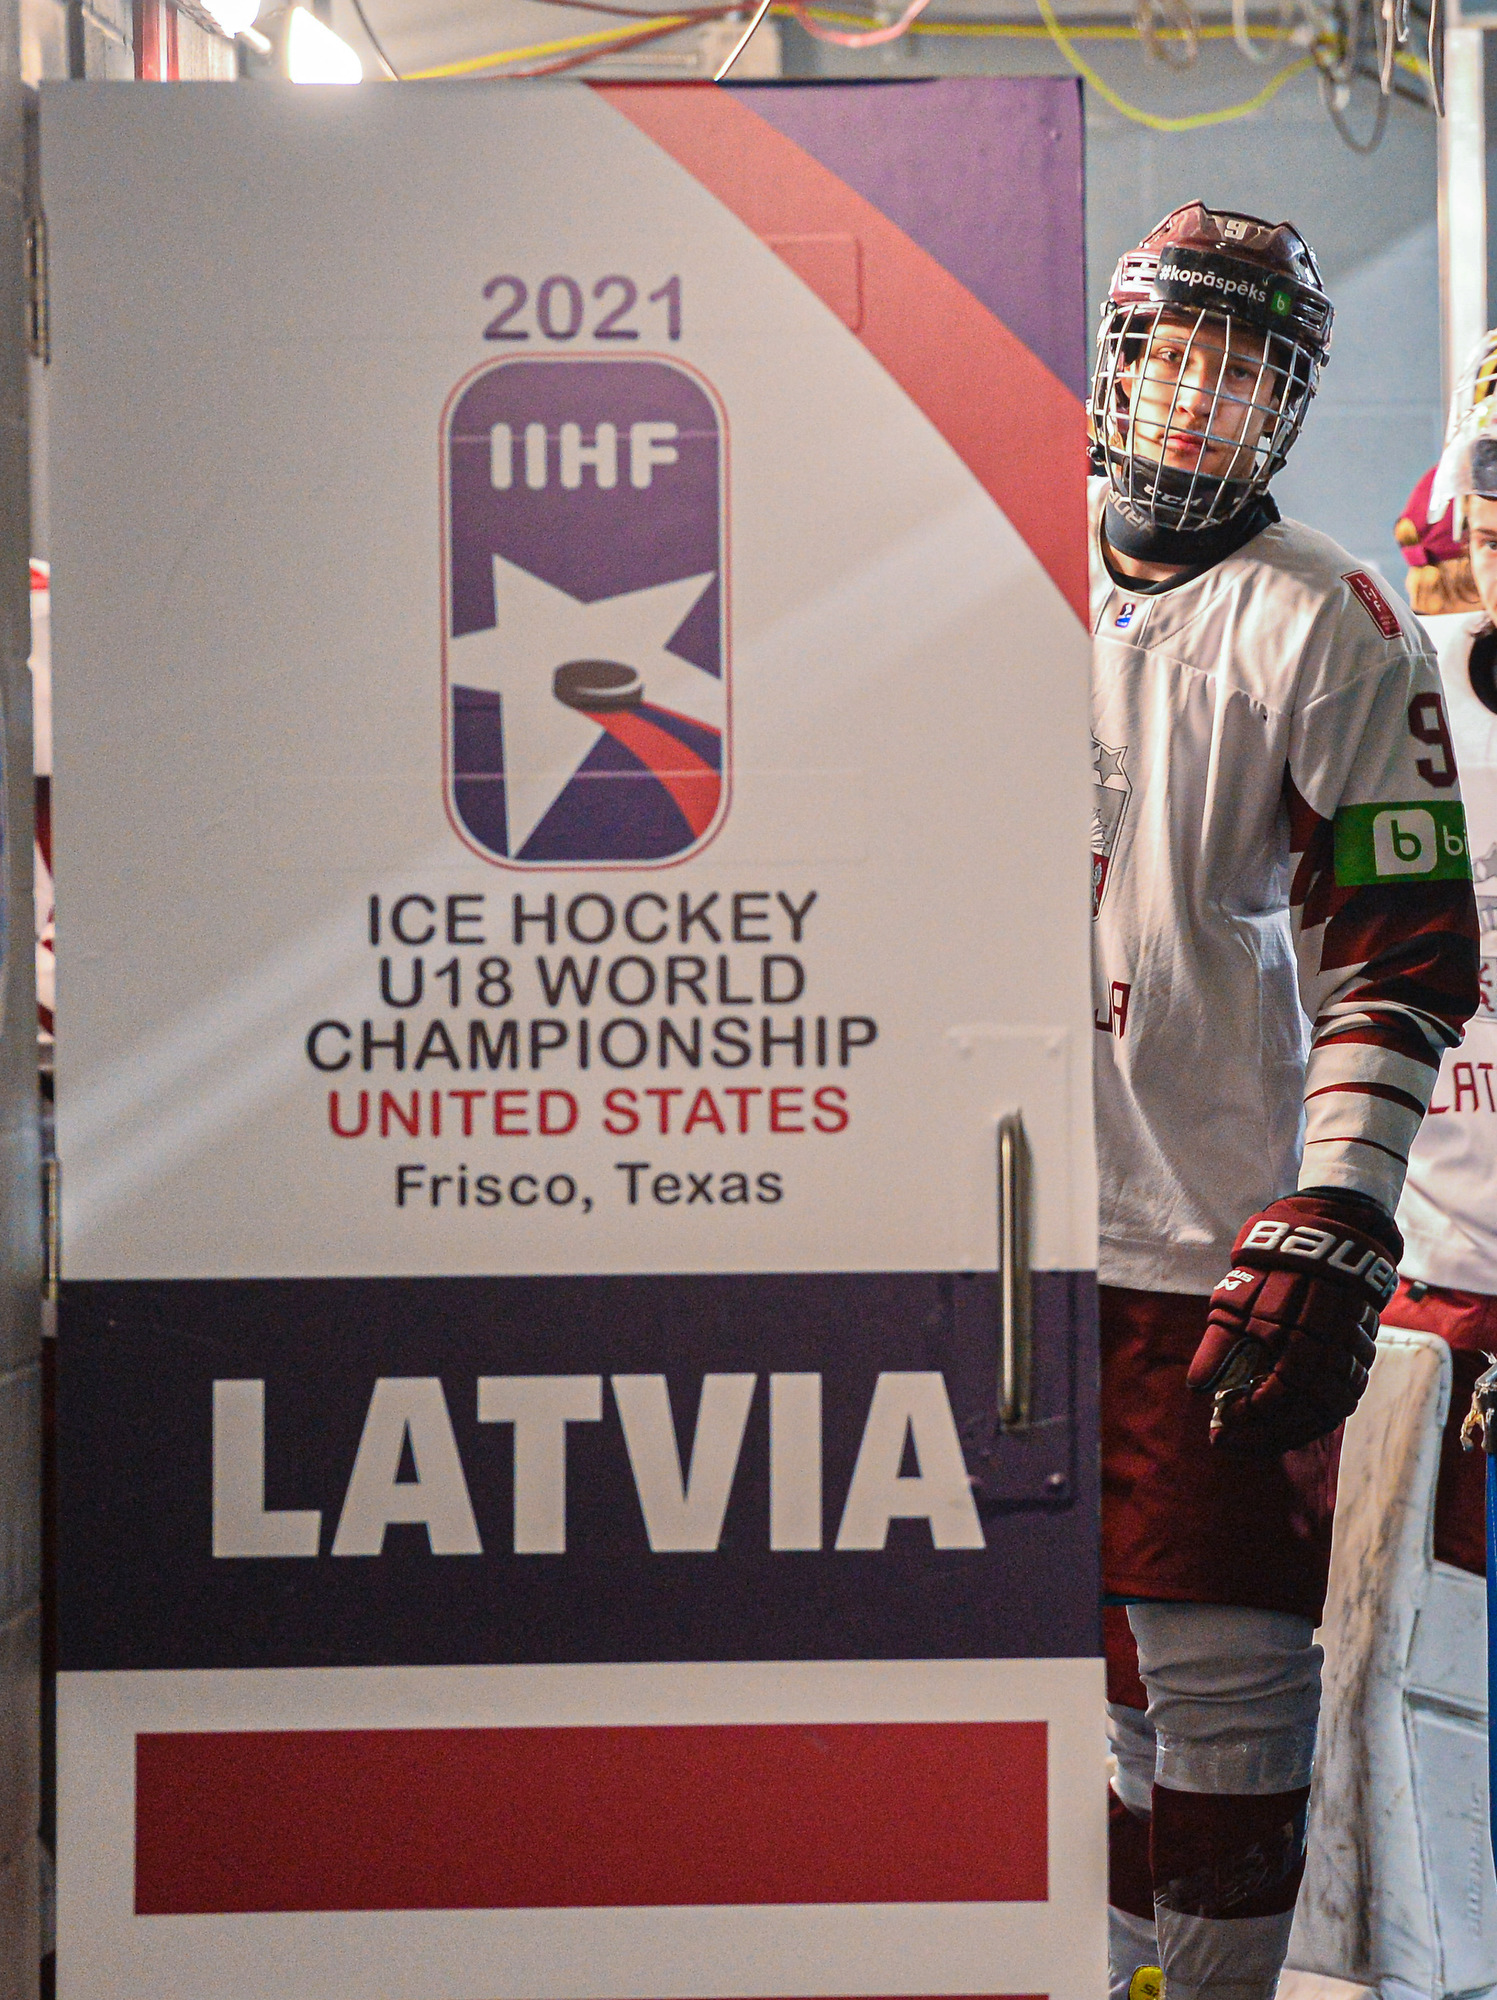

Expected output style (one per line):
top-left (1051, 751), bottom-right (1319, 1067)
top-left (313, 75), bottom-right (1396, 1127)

top-left (1286, 592), bottom-right (1480, 1208)
top-left (1396, 611), bottom-right (1497, 1291)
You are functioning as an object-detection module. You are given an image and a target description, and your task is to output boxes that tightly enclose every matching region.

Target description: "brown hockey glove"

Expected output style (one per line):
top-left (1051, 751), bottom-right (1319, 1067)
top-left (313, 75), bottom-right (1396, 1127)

top-left (1186, 1190), bottom-right (1401, 1455)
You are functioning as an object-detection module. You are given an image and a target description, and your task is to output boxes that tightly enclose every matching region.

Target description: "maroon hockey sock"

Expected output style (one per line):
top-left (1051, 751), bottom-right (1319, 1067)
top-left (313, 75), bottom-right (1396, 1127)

top-left (1150, 1782), bottom-right (1309, 1918)
top-left (1109, 1788), bottom-right (1156, 1921)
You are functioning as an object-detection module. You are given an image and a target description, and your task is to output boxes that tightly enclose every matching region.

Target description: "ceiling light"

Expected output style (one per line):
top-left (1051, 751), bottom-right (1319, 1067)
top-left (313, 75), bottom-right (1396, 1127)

top-left (201, 0), bottom-right (261, 35)
top-left (285, 6), bottom-right (362, 82)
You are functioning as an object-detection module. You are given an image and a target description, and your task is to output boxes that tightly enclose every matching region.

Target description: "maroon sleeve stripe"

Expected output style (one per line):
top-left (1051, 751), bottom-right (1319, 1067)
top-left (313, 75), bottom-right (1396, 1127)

top-left (1302, 1133), bottom-right (1411, 1167)
top-left (1312, 1023), bottom-right (1441, 1062)
top-left (1303, 1079), bottom-right (1429, 1115)
top-left (1320, 893), bottom-right (1482, 987)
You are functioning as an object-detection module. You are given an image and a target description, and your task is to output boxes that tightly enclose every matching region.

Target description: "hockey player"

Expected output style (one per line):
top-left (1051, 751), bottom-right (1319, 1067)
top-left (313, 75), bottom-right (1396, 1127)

top-left (1089, 203), bottom-right (1480, 2000)
top-left (1380, 376), bottom-right (1497, 1580)
top-left (1394, 466), bottom-right (1480, 616)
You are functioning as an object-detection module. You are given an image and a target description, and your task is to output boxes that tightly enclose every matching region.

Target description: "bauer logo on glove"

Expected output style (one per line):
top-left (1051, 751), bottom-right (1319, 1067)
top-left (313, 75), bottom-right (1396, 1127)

top-left (1187, 1190), bottom-right (1402, 1454)
top-left (1239, 1215), bottom-right (1400, 1290)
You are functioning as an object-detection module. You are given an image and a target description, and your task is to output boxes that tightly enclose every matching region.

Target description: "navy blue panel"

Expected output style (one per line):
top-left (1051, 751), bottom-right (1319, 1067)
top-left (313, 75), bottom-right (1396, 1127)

top-left (665, 574), bottom-right (722, 676)
top-left (451, 685), bottom-right (508, 855)
top-left (58, 1272), bottom-right (1099, 1672)
top-left (518, 726), bottom-right (694, 863)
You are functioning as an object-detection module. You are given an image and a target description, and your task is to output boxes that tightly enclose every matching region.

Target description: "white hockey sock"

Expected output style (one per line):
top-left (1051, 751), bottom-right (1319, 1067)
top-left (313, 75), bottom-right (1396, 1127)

top-left (1151, 1905), bottom-right (1295, 2000)
top-left (1108, 1902), bottom-right (1159, 2000)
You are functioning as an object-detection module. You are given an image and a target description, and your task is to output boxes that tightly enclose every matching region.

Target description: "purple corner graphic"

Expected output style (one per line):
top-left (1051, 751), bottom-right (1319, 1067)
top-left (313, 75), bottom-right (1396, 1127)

top-left (444, 356), bottom-right (728, 868)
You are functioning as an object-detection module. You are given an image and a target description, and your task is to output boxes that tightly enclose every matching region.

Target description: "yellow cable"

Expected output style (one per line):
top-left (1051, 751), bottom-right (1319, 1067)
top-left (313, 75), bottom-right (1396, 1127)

top-left (403, 13), bottom-right (693, 75)
top-left (781, 6), bottom-right (1170, 30)
top-left (904, 15), bottom-right (1278, 31)
top-left (1032, 0), bottom-right (1316, 128)
top-left (400, 1), bottom-right (1432, 93)
top-left (786, 0), bottom-right (1429, 72)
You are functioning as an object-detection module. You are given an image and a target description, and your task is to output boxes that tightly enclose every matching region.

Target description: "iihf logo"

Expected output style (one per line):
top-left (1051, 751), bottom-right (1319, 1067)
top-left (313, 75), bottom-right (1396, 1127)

top-left (442, 356), bottom-right (728, 867)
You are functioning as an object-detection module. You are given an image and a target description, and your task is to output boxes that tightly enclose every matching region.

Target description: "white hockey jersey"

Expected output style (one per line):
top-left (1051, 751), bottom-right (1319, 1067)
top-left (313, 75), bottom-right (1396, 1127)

top-left (1397, 611), bottom-right (1497, 1292)
top-left (1091, 485), bottom-right (1479, 1294)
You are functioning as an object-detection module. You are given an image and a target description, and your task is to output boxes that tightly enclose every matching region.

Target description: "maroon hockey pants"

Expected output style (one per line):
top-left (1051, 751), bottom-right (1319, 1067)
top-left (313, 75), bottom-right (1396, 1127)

top-left (1101, 1285), bottom-right (1339, 1622)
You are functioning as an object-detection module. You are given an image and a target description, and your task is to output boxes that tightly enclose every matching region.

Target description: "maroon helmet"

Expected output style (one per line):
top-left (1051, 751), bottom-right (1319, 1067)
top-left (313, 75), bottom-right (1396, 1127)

top-left (1090, 202), bottom-right (1334, 535)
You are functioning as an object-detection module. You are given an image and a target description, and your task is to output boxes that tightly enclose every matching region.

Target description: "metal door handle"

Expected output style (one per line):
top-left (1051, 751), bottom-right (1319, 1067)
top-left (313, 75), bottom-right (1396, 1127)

top-left (998, 1112), bottom-right (1032, 1430)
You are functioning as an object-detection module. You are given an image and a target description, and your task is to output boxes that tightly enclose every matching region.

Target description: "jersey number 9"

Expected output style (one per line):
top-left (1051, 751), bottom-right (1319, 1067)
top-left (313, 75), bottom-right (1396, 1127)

top-left (1408, 693), bottom-right (1457, 789)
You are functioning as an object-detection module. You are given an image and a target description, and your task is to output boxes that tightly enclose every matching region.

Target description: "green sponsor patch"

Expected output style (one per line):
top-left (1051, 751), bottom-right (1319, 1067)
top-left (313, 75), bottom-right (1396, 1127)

top-left (1333, 800), bottom-right (1473, 884)
top-left (1269, 286), bottom-right (1292, 317)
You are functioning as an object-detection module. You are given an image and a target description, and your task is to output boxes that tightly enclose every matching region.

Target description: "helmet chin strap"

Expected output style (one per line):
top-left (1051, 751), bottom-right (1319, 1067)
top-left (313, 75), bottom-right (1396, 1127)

top-left (1103, 491), bottom-right (1280, 568)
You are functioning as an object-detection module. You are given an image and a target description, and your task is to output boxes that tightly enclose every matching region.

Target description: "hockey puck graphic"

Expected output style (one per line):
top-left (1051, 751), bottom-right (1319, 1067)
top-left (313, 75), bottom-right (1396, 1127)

top-left (447, 359), bottom-right (724, 863)
top-left (553, 659), bottom-right (643, 712)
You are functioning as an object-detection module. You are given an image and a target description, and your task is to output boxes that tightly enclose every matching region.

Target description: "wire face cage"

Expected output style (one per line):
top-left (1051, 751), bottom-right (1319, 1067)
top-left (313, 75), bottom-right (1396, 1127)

top-left (1446, 327), bottom-right (1497, 446)
top-left (1091, 301), bottom-right (1320, 534)
top-left (1088, 205), bottom-right (1333, 539)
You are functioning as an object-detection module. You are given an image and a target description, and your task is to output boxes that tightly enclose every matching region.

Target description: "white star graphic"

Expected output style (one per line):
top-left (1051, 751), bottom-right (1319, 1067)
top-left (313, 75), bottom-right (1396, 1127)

top-left (452, 555), bottom-right (720, 856)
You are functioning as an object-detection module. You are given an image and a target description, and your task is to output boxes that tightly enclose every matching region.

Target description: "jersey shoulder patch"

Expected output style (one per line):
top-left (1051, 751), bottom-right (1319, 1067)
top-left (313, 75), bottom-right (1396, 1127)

top-left (1342, 569), bottom-right (1402, 639)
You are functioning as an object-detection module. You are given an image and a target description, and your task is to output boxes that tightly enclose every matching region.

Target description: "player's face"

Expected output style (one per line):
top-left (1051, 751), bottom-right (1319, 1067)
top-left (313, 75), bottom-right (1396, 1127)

top-left (1467, 494), bottom-right (1497, 622)
top-left (1119, 312), bottom-right (1275, 483)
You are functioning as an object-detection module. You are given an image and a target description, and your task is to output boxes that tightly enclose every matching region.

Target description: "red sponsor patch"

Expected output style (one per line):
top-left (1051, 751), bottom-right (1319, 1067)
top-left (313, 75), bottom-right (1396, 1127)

top-left (135, 1719), bottom-right (1049, 1915)
top-left (1343, 570), bottom-right (1401, 639)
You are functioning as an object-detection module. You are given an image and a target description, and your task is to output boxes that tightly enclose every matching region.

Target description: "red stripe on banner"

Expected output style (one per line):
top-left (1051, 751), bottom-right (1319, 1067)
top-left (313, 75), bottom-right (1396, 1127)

top-left (590, 707), bottom-right (721, 838)
top-left (136, 1720), bottom-right (1048, 1915)
top-left (593, 85), bottom-right (1087, 625)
